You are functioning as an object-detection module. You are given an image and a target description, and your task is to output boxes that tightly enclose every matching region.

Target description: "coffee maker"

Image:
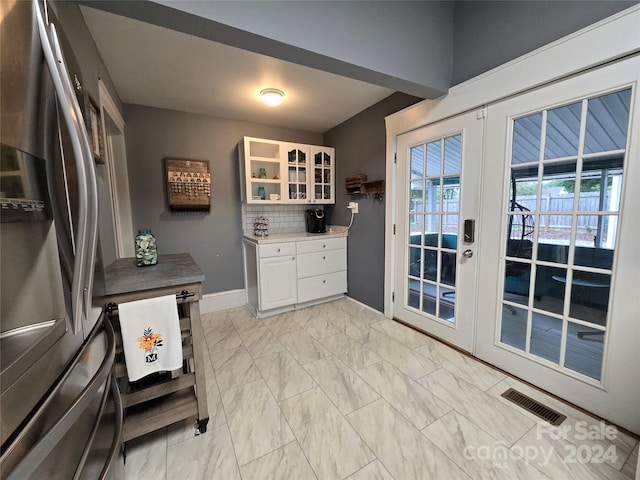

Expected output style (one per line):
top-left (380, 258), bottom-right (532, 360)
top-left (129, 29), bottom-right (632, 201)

top-left (305, 209), bottom-right (326, 233)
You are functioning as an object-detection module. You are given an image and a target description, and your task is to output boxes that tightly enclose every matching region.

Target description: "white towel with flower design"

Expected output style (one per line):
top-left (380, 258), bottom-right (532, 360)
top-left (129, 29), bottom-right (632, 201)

top-left (118, 294), bottom-right (182, 382)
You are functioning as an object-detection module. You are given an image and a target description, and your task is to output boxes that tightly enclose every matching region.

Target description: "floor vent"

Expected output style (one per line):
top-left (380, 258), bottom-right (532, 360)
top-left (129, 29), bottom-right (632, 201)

top-left (501, 388), bottom-right (567, 426)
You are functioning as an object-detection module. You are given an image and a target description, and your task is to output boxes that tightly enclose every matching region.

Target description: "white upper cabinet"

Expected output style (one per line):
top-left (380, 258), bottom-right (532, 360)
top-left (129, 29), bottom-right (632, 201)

top-left (240, 137), bottom-right (335, 204)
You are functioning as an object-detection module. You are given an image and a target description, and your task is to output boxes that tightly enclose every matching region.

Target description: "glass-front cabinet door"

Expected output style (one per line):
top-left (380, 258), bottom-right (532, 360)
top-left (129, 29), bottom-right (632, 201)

top-left (286, 145), bottom-right (309, 202)
top-left (311, 146), bottom-right (335, 204)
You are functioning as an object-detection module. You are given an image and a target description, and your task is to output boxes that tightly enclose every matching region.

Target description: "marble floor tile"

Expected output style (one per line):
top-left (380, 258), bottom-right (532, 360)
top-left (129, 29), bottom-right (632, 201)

top-left (621, 442), bottom-right (638, 479)
top-left (280, 387), bottom-right (375, 480)
top-left (280, 329), bottom-right (332, 364)
top-left (254, 350), bottom-right (316, 401)
top-left (124, 428), bottom-right (167, 480)
top-left (227, 305), bottom-right (263, 332)
top-left (263, 313), bottom-right (303, 337)
top-left (203, 311), bottom-right (243, 354)
top-left (303, 355), bottom-right (380, 415)
top-left (209, 346), bottom-right (262, 391)
top-left (320, 332), bottom-right (382, 371)
top-left (364, 335), bottom-right (439, 379)
top-left (371, 319), bottom-right (432, 349)
top-left (342, 317), bottom-right (387, 344)
top-left (332, 298), bottom-right (383, 325)
top-left (301, 312), bottom-right (343, 340)
top-left (345, 460), bottom-right (395, 480)
top-left (513, 426), bottom-right (630, 480)
top-left (422, 410), bottom-right (550, 480)
top-left (347, 398), bottom-right (470, 480)
top-left (358, 360), bottom-right (451, 429)
top-left (239, 441), bottom-right (317, 480)
top-left (418, 368), bottom-right (535, 446)
top-left (237, 324), bottom-right (286, 359)
top-left (165, 424), bottom-right (241, 480)
top-left (486, 376), bottom-right (638, 470)
top-left (415, 340), bottom-right (506, 391)
top-left (221, 379), bottom-right (295, 466)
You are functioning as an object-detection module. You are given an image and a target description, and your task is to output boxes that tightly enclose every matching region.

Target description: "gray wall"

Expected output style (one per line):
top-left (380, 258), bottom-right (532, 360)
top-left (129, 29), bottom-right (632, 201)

top-left (452, 1), bottom-right (638, 85)
top-left (123, 104), bottom-right (321, 295)
top-left (324, 93), bottom-right (422, 312)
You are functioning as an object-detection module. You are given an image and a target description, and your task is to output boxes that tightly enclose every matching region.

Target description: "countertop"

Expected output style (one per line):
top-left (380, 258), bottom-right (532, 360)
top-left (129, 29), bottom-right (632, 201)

top-left (103, 253), bottom-right (205, 296)
top-left (243, 225), bottom-right (348, 244)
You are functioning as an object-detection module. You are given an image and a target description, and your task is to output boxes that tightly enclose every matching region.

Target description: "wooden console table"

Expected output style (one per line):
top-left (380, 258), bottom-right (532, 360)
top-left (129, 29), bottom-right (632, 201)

top-left (102, 253), bottom-right (209, 443)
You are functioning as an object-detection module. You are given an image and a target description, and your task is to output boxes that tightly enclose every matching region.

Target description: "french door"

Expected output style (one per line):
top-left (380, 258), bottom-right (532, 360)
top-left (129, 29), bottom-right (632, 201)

top-left (394, 110), bottom-right (483, 352)
top-left (476, 57), bottom-right (640, 433)
top-left (394, 56), bottom-right (640, 433)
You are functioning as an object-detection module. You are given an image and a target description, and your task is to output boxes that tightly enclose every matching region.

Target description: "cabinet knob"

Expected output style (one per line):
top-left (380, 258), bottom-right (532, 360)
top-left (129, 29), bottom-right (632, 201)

top-left (323, 244), bottom-right (326, 248)
top-left (277, 248), bottom-right (281, 252)
top-left (323, 280), bottom-right (326, 284)
top-left (292, 257), bottom-right (295, 260)
top-left (323, 256), bottom-right (326, 260)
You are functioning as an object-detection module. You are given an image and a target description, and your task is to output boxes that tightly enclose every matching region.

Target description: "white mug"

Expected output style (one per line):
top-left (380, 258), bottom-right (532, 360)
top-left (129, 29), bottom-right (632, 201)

top-left (270, 194), bottom-right (280, 200)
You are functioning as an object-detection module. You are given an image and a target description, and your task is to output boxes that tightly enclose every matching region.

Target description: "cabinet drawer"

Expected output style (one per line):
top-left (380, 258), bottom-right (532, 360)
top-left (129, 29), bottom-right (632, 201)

top-left (297, 249), bottom-right (346, 279)
top-left (296, 237), bottom-right (346, 254)
top-left (259, 242), bottom-right (296, 258)
top-left (297, 271), bottom-right (347, 303)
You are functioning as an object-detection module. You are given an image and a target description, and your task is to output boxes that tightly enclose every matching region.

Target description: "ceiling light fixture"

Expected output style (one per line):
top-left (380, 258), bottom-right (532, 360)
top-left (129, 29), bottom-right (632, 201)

top-left (260, 88), bottom-right (284, 107)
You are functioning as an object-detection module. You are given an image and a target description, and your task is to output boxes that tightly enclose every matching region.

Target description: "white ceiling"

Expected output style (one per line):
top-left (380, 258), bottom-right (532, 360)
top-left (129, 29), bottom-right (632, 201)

top-left (80, 6), bottom-right (397, 133)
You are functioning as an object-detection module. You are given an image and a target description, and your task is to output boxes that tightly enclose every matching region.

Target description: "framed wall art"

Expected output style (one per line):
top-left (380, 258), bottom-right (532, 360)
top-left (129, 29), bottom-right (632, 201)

top-left (165, 158), bottom-right (211, 211)
top-left (87, 97), bottom-right (104, 163)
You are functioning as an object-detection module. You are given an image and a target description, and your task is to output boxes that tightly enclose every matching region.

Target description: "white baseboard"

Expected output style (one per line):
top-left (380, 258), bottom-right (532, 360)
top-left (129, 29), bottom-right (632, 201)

top-left (200, 289), bottom-right (246, 313)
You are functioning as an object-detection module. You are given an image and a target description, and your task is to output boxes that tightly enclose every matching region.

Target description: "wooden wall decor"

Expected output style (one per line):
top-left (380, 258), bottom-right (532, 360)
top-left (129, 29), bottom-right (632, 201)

top-left (165, 158), bottom-right (211, 211)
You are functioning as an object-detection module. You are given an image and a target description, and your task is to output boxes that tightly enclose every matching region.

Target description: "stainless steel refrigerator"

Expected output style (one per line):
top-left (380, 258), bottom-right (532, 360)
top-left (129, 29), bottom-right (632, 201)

top-left (0, 0), bottom-right (122, 478)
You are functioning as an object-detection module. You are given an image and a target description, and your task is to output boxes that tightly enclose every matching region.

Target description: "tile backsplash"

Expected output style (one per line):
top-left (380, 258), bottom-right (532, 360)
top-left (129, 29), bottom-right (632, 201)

top-left (242, 204), bottom-right (322, 236)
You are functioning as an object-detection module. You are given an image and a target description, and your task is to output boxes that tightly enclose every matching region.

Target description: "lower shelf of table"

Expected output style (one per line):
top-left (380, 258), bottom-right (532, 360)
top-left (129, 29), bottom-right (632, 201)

top-left (123, 388), bottom-right (201, 442)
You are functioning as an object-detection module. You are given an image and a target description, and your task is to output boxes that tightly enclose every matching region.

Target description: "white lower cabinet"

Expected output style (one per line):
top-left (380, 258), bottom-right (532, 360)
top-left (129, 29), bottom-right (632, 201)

top-left (243, 236), bottom-right (347, 317)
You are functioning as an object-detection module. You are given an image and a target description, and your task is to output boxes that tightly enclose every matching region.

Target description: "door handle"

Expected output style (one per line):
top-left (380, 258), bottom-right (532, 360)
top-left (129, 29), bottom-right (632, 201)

top-left (462, 249), bottom-right (473, 258)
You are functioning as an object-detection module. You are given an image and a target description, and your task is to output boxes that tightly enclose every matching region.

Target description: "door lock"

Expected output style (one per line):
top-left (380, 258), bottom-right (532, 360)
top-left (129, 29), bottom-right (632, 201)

top-left (462, 249), bottom-right (473, 258)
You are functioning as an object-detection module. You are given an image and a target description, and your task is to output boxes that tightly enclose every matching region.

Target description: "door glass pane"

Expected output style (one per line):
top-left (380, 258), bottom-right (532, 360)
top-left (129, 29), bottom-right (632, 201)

top-left (579, 158), bottom-right (623, 212)
top-left (422, 248), bottom-right (437, 282)
top-left (500, 305), bottom-right (527, 351)
top-left (408, 247), bottom-right (421, 278)
top-left (440, 251), bottom-right (456, 286)
top-left (537, 215), bottom-right (571, 263)
top-left (569, 271), bottom-right (610, 326)
top-left (410, 145), bottom-right (424, 179)
top-left (443, 135), bottom-right (461, 174)
top-left (565, 322), bottom-right (604, 380)
top-left (421, 282), bottom-right (437, 316)
top-left (584, 89), bottom-right (631, 154)
top-left (425, 179), bottom-right (441, 213)
top-left (426, 141), bottom-right (441, 177)
top-left (575, 215), bottom-right (616, 268)
top-left (408, 279), bottom-right (420, 309)
top-left (440, 287), bottom-right (455, 323)
top-left (504, 261), bottom-right (530, 306)
top-left (542, 162), bottom-right (577, 207)
top-left (534, 265), bottom-right (566, 315)
top-left (442, 214), bottom-right (458, 238)
top-left (410, 180), bottom-right (424, 212)
top-left (544, 102), bottom-right (581, 159)
top-left (510, 166), bottom-right (538, 212)
top-left (423, 215), bottom-right (439, 247)
top-left (530, 313), bottom-right (563, 363)
top-left (512, 113), bottom-right (542, 165)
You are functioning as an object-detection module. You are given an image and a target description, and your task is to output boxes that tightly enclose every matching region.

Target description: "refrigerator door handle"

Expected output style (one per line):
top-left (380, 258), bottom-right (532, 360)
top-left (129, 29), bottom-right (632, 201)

top-left (49, 21), bottom-right (99, 335)
top-left (2, 319), bottom-right (115, 480)
top-left (33, 0), bottom-right (98, 335)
